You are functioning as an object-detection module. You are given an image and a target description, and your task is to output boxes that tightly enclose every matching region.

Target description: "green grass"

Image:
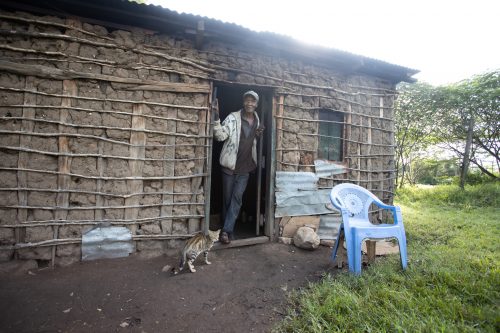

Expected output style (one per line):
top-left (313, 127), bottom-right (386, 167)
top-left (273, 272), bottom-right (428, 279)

top-left (274, 184), bottom-right (500, 332)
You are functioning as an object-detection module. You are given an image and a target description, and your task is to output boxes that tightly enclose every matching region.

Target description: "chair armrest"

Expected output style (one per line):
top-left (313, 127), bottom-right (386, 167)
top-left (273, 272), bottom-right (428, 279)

top-left (372, 201), bottom-right (403, 225)
top-left (372, 199), bottom-right (394, 210)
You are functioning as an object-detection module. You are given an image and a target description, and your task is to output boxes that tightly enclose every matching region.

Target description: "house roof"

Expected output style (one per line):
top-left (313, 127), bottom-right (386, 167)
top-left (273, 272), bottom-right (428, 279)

top-left (2, 0), bottom-right (419, 83)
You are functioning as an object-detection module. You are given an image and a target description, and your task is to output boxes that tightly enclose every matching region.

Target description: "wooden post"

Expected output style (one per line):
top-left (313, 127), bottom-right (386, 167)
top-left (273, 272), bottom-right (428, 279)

top-left (124, 104), bottom-right (146, 234)
top-left (16, 76), bottom-right (36, 258)
top-left (189, 93), bottom-right (209, 234)
top-left (160, 107), bottom-right (177, 235)
top-left (52, 79), bottom-right (76, 268)
top-left (266, 96), bottom-right (278, 239)
top-left (378, 96), bottom-right (384, 220)
top-left (95, 141), bottom-right (105, 221)
top-left (276, 95), bottom-right (284, 170)
top-left (365, 104), bottom-right (376, 264)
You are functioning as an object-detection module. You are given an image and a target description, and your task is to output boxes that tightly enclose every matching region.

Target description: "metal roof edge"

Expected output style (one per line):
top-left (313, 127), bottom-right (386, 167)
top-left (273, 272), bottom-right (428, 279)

top-left (2, 0), bottom-right (419, 83)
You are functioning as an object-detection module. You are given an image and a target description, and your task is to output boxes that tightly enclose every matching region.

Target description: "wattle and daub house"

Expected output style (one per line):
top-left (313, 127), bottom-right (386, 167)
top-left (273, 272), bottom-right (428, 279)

top-left (0, 0), bottom-right (417, 266)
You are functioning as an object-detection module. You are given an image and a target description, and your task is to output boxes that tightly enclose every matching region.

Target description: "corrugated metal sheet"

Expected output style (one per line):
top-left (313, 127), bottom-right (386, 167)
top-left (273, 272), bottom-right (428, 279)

top-left (314, 160), bottom-right (347, 178)
top-left (317, 215), bottom-right (342, 240)
top-left (275, 189), bottom-right (335, 217)
top-left (275, 171), bottom-right (318, 191)
top-left (82, 225), bottom-right (134, 261)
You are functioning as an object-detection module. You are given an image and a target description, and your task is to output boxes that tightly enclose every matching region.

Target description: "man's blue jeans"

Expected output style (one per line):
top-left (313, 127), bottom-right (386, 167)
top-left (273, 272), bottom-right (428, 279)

top-left (221, 172), bottom-right (250, 235)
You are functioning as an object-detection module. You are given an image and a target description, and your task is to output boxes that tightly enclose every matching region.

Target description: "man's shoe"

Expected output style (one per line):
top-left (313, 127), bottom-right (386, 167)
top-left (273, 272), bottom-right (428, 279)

top-left (219, 232), bottom-right (230, 244)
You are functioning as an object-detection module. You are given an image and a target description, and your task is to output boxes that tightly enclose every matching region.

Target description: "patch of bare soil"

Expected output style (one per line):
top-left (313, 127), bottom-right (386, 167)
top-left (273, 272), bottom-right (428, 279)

top-left (0, 243), bottom-right (335, 333)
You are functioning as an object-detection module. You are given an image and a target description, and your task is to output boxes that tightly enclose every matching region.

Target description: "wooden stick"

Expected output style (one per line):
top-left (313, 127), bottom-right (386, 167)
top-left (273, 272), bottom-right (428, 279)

top-left (0, 53), bottom-right (209, 80)
top-left (1, 104), bottom-right (209, 124)
top-left (279, 98), bottom-right (394, 110)
top-left (348, 84), bottom-right (397, 93)
top-left (0, 87), bottom-right (209, 111)
top-left (124, 104), bottom-right (146, 235)
top-left (274, 115), bottom-right (394, 132)
top-left (0, 188), bottom-right (202, 198)
top-left (1, 117), bottom-right (209, 138)
top-left (0, 234), bottom-right (196, 250)
top-left (3, 202), bottom-right (204, 210)
top-left (0, 60), bottom-right (211, 93)
top-left (51, 79), bottom-right (76, 268)
top-left (1, 30), bottom-right (215, 73)
top-left (276, 95), bottom-right (285, 170)
top-left (0, 14), bottom-right (115, 40)
top-left (0, 130), bottom-right (208, 148)
top-left (0, 167), bottom-right (206, 181)
top-left (0, 146), bottom-right (206, 162)
top-left (160, 100), bottom-right (178, 235)
top-left (277, 103), bottom-right (394, 119)
top-left (15, 76), bottom-right (36, 258)
top-left (275, 161), bottom-right (395, 173)
top-left (283, 91), bottom-right (396, 98)
top-left (0, 45), bottom-right (116, 64)
top-left (12, 214), bottom-right (204, 226)
top-left (275, 135), bottom-right (396, 148)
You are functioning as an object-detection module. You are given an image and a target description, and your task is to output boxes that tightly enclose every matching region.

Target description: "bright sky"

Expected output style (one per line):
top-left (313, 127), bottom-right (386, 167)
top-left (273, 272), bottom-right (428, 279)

top-left (148, 0), bottom-right (499, 86)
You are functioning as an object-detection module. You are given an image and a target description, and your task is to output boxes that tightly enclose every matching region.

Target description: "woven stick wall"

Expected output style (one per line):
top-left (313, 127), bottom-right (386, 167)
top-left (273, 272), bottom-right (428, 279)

top-left (0, 13), bottom-right (211, 265)
top-left (0, 9), bottom-right (399, 265)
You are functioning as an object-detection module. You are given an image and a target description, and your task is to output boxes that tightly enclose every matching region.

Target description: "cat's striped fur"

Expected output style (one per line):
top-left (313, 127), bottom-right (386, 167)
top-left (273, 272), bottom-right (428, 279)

top-left (172, 229), bottom-right (220, 274)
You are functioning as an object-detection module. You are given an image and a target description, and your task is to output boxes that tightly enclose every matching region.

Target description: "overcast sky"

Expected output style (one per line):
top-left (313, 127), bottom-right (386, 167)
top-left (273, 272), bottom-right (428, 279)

top-left (148, 0), bottom-right (499, 86)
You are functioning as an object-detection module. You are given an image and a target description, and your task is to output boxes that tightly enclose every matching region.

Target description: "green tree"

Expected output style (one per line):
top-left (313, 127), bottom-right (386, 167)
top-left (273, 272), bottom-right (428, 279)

top-left (394, 82), bottom-right (437, 188)
top-left (395, 70), bottom-right (499, 189)
top-left (432, 70), bottom-right (499, 187)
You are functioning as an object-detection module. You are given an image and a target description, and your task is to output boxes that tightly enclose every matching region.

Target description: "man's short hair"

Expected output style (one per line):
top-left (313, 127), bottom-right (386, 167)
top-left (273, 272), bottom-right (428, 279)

top-left (243, 90), bottom-right (259, 103)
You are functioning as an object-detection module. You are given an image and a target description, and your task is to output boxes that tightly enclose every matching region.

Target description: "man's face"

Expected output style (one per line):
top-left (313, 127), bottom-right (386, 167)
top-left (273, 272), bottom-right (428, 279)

top-left (243, 96), bottom-right (257, 113)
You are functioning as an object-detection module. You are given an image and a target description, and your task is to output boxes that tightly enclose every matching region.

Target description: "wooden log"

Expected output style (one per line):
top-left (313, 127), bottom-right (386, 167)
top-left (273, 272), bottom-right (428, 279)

top-left (15, 76), bottom-right (37, 257)
top-left (0, 129), bottom-right (208, 148)
top-left (0, 60), bottom-right (210, 92)
top-left (276, 95), bottom-right (285, 170)
top-left (95, 139), bottom-right (105, 221)
top-left (160, 108), bottom-right (177, 235)
top-left (366, 114), bottom-right (377, 263)
top-left (1, 104), bottom-right (208, 124)
top-left (188, 94), bottom-right (209, 234)
top-left (124, 104), bottom-right (146, 235)
top-left (52, 79), bottom-right (76, 268)
top-left (0, 86), bottom-right (210, 110)
top-left (0, 116), bottom-right (208, 138)
top-left (124, 83), bottom-right (210, 93)
top-left (0, 30), bottom-right (215, 72)
top-left (0, 13), bottom-right (115, 40)
top-left (0, 166), bottom-right (206, 181)
top-left (0, 45), bottom-right (116, 64)
top-left (212, 236), bottom-right (269, 250)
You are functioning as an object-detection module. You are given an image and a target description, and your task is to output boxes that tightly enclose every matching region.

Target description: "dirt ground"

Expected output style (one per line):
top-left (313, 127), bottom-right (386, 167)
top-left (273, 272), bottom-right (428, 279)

top-left (0, 242), bottom-right (336, 333)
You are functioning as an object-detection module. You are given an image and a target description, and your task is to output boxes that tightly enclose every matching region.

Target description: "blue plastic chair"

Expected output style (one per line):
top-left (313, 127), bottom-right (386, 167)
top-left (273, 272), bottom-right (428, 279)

top-left (329, 183), bottom-right (408, 275)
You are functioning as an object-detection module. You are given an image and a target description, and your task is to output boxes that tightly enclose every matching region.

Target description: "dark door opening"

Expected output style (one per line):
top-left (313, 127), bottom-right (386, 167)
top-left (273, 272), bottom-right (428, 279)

top-left (209, 83), bottom-right (272, 240)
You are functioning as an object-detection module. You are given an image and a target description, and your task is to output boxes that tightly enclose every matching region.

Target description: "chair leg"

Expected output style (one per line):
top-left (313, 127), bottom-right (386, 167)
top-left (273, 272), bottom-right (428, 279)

top-left (331, 225), bottom-right (346, 268)
top-left (352, 238), bottom-right (363, 275)
top-left (398, 235), bottom-right (408, 270)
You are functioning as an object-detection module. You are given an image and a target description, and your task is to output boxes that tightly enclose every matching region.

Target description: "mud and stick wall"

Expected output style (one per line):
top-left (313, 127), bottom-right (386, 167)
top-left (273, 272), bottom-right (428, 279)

top-left (0, 9), bottom-right (397, 265)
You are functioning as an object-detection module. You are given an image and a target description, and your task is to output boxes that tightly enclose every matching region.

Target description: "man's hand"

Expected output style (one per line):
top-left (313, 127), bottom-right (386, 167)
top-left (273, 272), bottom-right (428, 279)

top-left (212, 98), bottom-right (220, 121)
top-left (256, 125), bottom-right (265, 137)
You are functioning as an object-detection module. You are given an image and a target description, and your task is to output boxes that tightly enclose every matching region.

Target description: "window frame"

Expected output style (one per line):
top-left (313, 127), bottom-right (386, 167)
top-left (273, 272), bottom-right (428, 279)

top-left (317, 109), bottom-right (345, 163)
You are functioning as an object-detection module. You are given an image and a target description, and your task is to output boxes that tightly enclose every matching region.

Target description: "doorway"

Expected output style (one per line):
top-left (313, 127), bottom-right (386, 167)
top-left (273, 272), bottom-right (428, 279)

top-left (208, 83), bottom-right (273, 241)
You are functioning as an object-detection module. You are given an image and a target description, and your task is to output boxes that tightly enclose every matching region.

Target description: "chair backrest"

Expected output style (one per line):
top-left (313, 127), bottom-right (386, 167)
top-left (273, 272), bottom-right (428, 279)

top-left (330, 183), bottom-right (381, 220)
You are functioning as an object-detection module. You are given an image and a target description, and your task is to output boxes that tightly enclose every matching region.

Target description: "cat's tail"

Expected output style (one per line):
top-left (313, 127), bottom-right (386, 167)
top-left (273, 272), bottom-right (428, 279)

top-left (171, 255), bottom-right (185, 275)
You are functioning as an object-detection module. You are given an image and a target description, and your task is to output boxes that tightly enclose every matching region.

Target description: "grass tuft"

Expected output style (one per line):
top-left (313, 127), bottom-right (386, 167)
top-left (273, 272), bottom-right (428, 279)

top-left (274, 184), bottom-right (500, 332)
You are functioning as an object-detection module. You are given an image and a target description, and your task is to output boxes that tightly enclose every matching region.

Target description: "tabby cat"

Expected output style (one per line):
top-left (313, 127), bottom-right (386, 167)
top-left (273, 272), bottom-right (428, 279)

top-left (172, 229), bottom-right (221, 274)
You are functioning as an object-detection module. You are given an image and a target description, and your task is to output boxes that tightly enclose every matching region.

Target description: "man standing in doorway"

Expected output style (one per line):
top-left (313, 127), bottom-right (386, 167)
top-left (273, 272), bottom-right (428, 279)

top-left (213, 91), bottom-right (264, 244)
